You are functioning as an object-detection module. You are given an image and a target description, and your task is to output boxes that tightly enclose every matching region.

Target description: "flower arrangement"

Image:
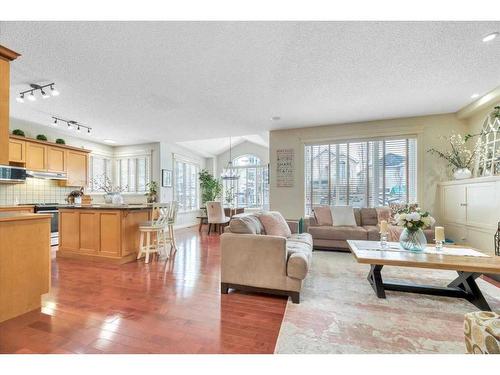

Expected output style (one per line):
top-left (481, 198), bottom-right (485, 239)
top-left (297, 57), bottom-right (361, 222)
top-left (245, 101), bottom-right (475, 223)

top-left (90, 175), bottom-right (127, 193)
top-left (394, 207), bottom-right (435, 232)
top-left (427, 133), bottom-right (479, 171)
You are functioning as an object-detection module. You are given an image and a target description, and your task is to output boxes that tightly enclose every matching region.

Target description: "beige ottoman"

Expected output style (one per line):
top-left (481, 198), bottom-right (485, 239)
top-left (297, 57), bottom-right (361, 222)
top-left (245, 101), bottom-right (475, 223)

top-left (464, 311), bottom-right (500, 354)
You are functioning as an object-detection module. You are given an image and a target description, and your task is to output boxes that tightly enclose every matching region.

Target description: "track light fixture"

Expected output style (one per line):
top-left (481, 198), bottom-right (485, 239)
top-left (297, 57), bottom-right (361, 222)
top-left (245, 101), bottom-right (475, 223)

top-left (51, 116), bottom-right (92, 136)
top-left (17, 83), bottom-right (59, 103)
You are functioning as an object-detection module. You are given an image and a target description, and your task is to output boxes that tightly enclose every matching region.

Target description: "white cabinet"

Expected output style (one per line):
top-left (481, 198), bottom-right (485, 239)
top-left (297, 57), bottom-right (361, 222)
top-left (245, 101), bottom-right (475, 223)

top-left (438, 176), bottom-right (500, 255)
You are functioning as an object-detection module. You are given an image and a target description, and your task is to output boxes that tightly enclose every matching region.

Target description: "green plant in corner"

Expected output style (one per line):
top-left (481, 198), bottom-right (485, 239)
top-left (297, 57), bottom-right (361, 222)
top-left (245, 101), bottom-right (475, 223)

top-left (36, 134), bottom-right (48, 141)
top-left (145, 181), bottom-right (159, 203)
top-left (12, 129), bottom-right (25, 137)
top-left (199, 169), bottom-right (222, 204)
top-left (55, 138), bottom-right (66, 145)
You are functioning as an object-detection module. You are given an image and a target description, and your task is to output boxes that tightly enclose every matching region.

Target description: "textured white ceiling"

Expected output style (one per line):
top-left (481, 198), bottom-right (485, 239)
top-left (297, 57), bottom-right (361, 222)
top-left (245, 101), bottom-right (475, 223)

top-left (1, 21), bottom-right (500, 148)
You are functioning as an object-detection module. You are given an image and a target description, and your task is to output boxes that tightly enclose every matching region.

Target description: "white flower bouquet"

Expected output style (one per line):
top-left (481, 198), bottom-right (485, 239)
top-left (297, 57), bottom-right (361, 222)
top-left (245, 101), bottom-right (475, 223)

top-left (394, 207), bottom-right (435, 232)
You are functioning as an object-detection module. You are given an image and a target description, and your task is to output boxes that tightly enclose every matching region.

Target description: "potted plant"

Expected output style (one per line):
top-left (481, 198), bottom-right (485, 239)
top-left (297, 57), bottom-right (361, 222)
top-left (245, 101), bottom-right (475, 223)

top-left (36, 134), bottom-right (48, 141)
top-left (55, 138), bottom-right (66, 145)
top-left (12, 129), bottom-right (25, 137)
top-left (428, 133), bottom-right (479, 180)
top-left (199, 169), bottom-right (222, 213)
top-left (145, 181), bottom-right (159, 203)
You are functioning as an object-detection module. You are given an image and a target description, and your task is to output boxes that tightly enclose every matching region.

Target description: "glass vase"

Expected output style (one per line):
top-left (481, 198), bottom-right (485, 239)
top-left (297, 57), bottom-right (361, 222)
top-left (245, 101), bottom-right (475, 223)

top-left (399, 228), bottom-right (427, 251)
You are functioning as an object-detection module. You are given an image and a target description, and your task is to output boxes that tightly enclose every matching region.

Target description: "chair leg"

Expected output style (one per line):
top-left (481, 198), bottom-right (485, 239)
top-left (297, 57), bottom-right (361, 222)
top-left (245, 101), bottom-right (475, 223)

top-left (145, 232), bottom-right (151, 264)
top-left (169, 224), bottom-right (177, 254)
top-left (137, 231), bottom-right (144, 259)
top-left (208, 223), bottom-right (211, 235)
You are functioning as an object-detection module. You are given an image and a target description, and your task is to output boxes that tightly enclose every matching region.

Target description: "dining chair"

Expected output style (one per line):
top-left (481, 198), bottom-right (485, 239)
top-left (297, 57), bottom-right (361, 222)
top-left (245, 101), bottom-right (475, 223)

top-left (206, 201), bottom-right (230, 234)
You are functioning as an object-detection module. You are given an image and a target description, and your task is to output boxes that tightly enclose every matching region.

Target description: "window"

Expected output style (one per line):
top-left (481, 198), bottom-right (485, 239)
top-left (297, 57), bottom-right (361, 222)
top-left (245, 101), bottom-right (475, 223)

top-left (116, 156), bottom-right (151, 193)
top-left (222, 155), bottom-right (269, 209)
top-left (174, 158), bottom-right (199, 212)
top-left (305, 138), bottom-right (417, 215)
top-left (89, 154), bottom-right (112, 192)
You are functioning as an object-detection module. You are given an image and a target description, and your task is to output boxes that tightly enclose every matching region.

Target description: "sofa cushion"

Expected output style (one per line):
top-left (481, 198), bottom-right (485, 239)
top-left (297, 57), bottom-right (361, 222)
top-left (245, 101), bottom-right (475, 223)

top-left (331, 206), bottom-right (357, 227)
top-left (288, 233), bottom-right (313, 248)
top-left (229, 214), bottom-right (264, 234)
top-left (363, 225), bottom-right (380, 241)
top-left (313, 206), bottom-right (333, 226)
top-left (376, 207), bottom-right (392, 223)
top-left (258, 211), bottom-right (292, 238)
top-left (360, 208), bottom-right (378, 226)
top-left (353, 208), bottom-right (362, 226)
top-left (307, 226), bottom-right (368, 241)
top-left (286, 240), bottom-right (312, 280)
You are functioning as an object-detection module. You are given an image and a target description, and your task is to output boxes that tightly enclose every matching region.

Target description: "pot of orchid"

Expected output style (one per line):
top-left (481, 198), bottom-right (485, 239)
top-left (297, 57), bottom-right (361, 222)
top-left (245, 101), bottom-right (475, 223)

top-left (394, 206), bottom-right (435, 251)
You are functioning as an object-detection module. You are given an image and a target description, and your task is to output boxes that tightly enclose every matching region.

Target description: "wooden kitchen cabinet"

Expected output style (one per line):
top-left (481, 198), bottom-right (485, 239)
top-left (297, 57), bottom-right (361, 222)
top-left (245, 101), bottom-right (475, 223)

top-left (47, 146), bottom-right (66, 172)
top-left (8, 138), bottom-right (26, 163)
top-left (26, 142), bottom-right (47, 171)
top-left (58, 207), bottom-right (150, 263)
top-left (64, 150), bottom-right (88, 187)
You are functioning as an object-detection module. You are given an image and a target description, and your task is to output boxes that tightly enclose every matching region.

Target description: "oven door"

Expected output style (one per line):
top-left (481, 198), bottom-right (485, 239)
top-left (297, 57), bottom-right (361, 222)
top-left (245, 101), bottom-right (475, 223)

top-left (36, 210), bottom-right (59, 246)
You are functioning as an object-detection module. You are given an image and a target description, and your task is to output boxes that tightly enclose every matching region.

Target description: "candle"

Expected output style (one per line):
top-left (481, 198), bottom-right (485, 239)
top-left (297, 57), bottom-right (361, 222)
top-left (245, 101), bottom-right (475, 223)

top-left (435, 226), bottom-right (445, 242)
top-left (380, 220), bottom-right (388, 234)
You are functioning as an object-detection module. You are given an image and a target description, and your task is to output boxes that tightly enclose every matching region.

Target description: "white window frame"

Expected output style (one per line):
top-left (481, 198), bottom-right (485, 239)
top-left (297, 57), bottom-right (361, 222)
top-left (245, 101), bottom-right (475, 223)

top-left (115, 154), bottom-right (151, 193)
top-left (88, 152), bottom-right (113, 192)
top-left (174, 154), bottom-right (200, 212)
top-left (304, 136), bottom-right (418, 215)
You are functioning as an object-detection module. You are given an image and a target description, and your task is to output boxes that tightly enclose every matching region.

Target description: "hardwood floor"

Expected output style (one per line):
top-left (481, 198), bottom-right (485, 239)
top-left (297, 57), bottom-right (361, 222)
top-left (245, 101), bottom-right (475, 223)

top-left (0, 227), bottom-right (287, 354)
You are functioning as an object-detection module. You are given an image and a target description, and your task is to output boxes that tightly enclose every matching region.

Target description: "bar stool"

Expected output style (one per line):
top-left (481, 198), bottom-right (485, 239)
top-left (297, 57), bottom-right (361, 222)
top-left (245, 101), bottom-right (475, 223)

top-left (157, 201), bottom-right (178, 257)
top-left (137, 203), bottom-right (170, 263)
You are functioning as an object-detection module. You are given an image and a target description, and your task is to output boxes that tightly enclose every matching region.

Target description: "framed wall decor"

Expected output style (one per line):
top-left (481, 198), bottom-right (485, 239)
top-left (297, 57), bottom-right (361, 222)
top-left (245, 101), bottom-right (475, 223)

top-left (162, 169), bottom-right (172, 187)
top-left (276, 148), bottom-right (294, 187)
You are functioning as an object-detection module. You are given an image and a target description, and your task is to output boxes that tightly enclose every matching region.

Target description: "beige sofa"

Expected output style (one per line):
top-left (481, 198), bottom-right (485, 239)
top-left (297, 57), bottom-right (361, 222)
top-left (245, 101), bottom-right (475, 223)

top-left (221, 214), bottom-right (312, 303)
top-left (308, 207), bottom-right (434, 251)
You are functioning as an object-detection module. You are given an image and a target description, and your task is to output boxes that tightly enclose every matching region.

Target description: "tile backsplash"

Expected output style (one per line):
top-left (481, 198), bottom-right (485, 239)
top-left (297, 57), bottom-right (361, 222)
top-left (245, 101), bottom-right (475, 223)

top-left (0, 178), bottom-right (75, 205)
top-left (0, 178), bottom-right (149, 205)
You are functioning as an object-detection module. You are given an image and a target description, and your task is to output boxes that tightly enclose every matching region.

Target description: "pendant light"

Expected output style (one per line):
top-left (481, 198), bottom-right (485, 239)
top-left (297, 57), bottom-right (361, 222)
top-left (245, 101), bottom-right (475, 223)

top-left (221, 137), bottom-right (240, 181)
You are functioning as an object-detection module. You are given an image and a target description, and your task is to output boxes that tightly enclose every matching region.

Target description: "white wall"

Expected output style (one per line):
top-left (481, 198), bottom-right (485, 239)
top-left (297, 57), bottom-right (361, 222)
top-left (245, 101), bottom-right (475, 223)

top-left (269, 113), bottom-right (467, 220)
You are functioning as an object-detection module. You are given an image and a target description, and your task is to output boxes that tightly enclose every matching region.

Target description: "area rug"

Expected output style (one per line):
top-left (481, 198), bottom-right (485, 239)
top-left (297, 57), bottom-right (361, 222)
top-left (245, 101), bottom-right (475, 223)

top-left (275, 251), bottom-right (500, 354)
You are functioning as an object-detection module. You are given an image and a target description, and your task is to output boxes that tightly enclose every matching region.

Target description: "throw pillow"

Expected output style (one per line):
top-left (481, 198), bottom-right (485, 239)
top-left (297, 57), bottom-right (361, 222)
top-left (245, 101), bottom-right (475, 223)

top-left (376, 207), bottom-right (392, 224)
top-left (313, 206), bottom-right (333, 226)
top-left (330, 206), bottom-right (357, 227)
top-left (258, 212), bottom-right (292, 238)
top-left (229, 215), bottom-right (263, 234)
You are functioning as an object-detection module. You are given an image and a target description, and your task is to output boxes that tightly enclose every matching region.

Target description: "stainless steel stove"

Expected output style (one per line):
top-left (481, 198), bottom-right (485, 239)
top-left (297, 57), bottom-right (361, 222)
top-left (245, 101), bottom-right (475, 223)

top-left (30, 203), bottom-right (60, 246)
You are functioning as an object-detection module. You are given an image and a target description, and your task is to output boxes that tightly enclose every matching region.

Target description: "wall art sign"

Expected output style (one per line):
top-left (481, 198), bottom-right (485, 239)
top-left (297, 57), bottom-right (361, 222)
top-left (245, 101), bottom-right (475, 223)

top-left (276, 148), bottom-right (294, 187)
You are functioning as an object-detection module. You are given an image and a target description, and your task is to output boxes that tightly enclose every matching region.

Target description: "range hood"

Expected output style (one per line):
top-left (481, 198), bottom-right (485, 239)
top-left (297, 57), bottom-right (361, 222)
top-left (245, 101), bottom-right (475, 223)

top-left (0, 165), bottom-right (27, 183)
top-left (26, 170), bottom-right (67, 180)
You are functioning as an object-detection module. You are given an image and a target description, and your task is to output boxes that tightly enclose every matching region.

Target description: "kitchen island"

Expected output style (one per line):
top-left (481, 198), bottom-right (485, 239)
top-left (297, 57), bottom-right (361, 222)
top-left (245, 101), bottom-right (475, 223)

top-left (58, 205), bottom-right (151, 264)
top-left (0, 212), bottom-right (51, 323)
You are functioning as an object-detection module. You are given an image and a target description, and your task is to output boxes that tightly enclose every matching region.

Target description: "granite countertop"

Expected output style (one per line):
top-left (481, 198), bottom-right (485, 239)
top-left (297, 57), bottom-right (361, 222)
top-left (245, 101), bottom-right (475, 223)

top-left (60, 204), bottom-right (152, 210)
top-left (0, 212), bottom-right (52, 222)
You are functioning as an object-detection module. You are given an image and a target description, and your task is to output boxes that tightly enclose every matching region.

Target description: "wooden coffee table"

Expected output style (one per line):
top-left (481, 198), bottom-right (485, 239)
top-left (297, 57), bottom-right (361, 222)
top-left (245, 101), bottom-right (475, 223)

top-left (347, 240), bottom-right (500, 311)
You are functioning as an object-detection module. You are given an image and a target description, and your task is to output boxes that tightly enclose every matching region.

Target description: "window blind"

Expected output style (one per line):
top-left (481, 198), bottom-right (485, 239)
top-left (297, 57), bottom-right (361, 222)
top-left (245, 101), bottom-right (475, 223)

top-left (305, 137), bottom-right (417, 215)
top-left (174, 159), bottom-right (199, 212)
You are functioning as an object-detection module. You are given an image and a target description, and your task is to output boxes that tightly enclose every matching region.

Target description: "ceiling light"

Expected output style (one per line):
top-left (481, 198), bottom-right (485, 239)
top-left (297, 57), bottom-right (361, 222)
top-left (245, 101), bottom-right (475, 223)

top-left (51, 116), bottom-right (92, 134)
top-left (16, 94), bottom-right (24, 103)
top-left (103, 139), bottom-right (116, 144)
top-left (50, 85), bottom-right (60, 96)
top-left (471, 93), bottom-right (480, 99)
top-left (271, 116), bottom-right (281, 121)
top-left (482, 32), bottom-right (499, 42)
top-left (18, 82), bottom-right (59, 102)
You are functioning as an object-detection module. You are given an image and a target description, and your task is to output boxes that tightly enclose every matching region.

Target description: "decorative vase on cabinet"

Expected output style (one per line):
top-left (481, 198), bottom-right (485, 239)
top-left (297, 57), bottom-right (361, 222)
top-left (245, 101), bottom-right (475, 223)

top-left (453, 168), bottom-right (472, 180)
